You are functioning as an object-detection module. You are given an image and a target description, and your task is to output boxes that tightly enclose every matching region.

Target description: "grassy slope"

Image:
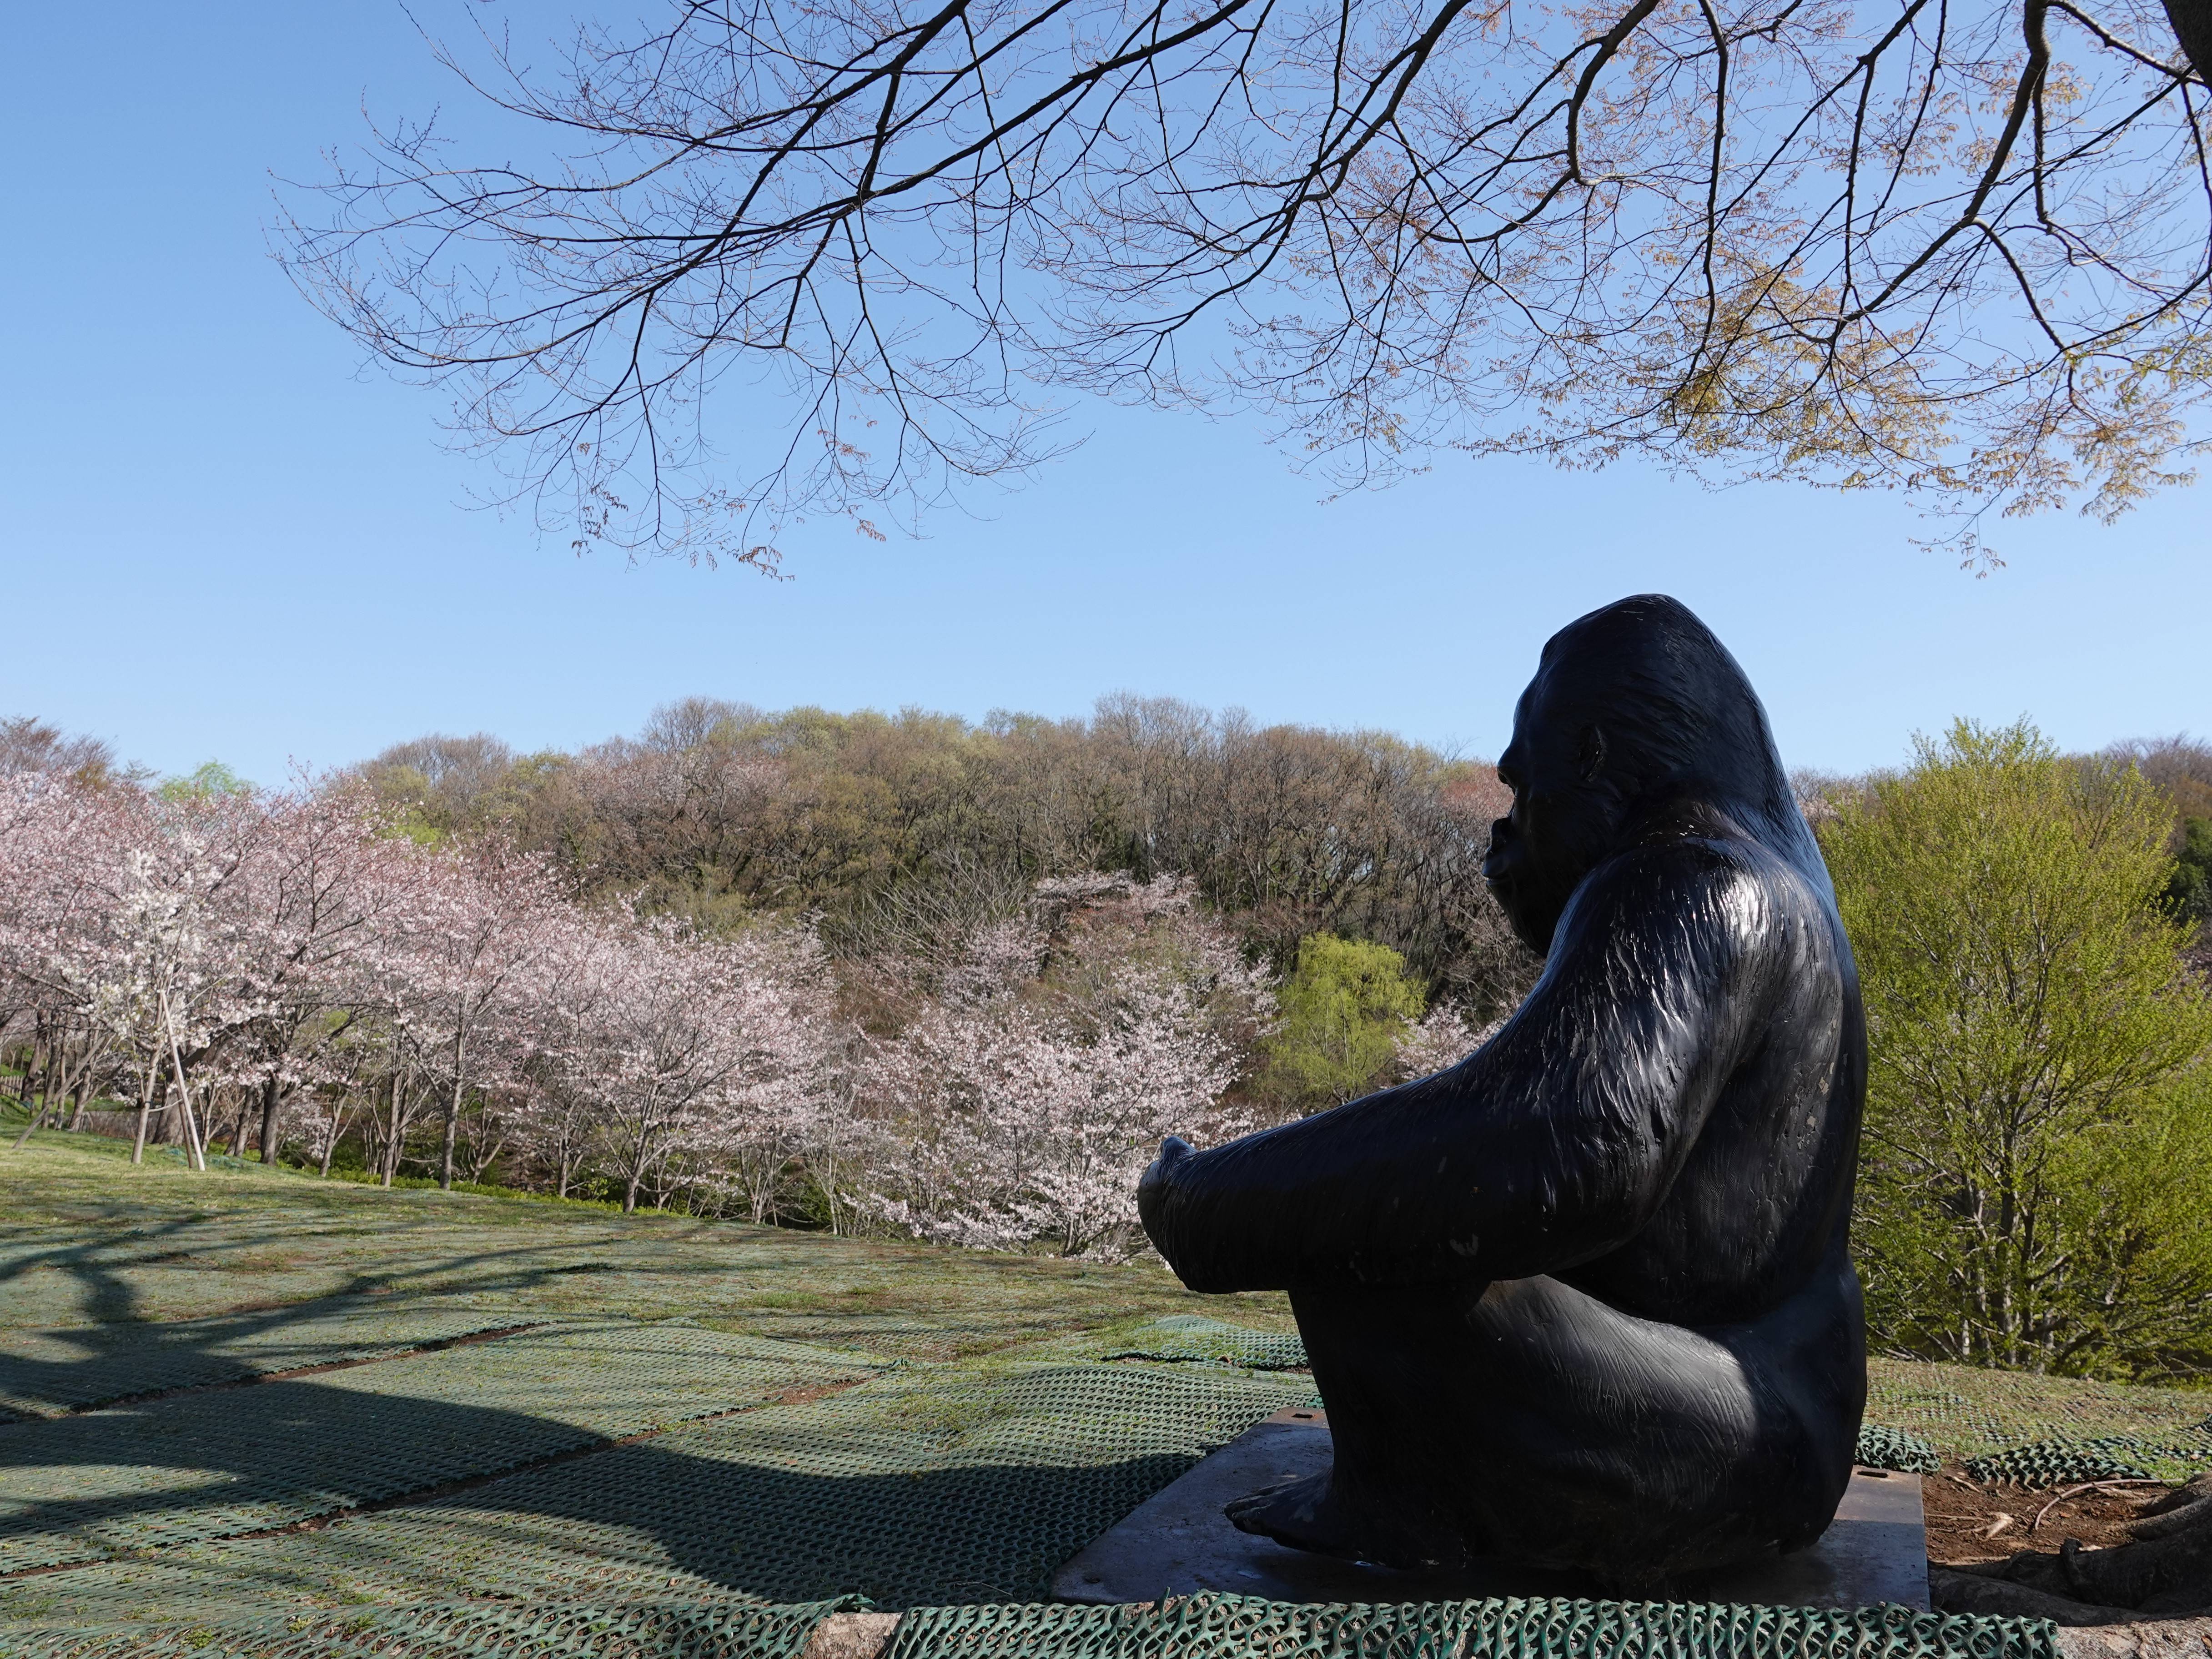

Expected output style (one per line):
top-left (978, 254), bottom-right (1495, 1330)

top-left (0, 1130), bottom-right (1295, 1359)
top-left (9, 1130), bottom-right (2208, 1439)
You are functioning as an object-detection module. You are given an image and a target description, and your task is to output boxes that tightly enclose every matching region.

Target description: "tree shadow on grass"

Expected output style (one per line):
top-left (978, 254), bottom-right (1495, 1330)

top-left (0, 1226), bottom-right (557, 1419)
top-left (287, 1428), bottom-right (1201, 1609)
top-left (0, 1202), bottom-right (1040, 1381)
top-left (0, 1198), bottom-right (1271, 1611)
top-left (0, 1363), bottom-right (1213, 1609)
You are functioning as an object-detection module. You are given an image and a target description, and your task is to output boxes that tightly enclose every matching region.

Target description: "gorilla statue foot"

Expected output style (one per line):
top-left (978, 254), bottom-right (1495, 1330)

top-left (1224, 1471), bottom-right (1459, 1571)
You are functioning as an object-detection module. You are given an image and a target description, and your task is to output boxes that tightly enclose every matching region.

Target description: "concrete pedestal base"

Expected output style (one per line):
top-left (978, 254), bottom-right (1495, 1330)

top-left (1052, 1409), bottom-right (1928, 1610)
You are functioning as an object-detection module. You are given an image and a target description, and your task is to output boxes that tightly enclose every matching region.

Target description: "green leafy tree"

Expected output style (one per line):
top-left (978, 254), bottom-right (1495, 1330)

top-left (156, 761), bottom-right (253, 804)
top-left (1266, 934), bottom-right (1425, 1110)
top-left (1822, 720), bottom-right (2212, 1377)
top-left (2162, 817), bottom-right (2212, 923)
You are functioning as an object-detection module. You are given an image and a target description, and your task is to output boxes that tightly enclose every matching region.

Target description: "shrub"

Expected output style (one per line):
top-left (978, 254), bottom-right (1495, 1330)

top-left (1265, 933), bottom-right (1425, 1109)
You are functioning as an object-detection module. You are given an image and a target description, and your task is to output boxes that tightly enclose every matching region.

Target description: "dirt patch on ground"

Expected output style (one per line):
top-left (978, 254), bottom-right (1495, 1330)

top-left (1924, 1465), bottom-right (2172, 1565)
top-left (1928, 1470), bottom-right (2212, 1623)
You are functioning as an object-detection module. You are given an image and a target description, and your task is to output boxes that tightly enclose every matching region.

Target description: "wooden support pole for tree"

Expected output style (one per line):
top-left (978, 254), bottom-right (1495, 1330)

top-left (163, 1000), bottom-right (205, 1172)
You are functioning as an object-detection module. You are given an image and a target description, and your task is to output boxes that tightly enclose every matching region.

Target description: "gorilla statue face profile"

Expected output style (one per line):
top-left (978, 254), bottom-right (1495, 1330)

top-left (1137, 593), bottom-right (1865, 1588)
top-left (1481, 689), bottom-right (1627, 955)
top-left (1482, 594), bottom-right (1821, 953)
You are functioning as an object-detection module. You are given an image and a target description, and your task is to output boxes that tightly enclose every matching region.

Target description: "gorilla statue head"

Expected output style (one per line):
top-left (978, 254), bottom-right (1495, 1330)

top-left (1481, 594), bottom-right (1819, 953)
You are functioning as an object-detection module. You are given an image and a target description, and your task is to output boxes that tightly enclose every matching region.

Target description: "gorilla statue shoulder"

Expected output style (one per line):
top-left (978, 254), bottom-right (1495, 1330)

top-left (1137, 594), bottom-right (1866, 1585)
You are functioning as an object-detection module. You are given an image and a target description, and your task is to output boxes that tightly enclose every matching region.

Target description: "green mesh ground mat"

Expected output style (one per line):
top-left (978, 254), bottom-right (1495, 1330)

top-left (0, 1322), bottom-right (883, 1573)
top-left (0, 1596), bottom-right (2058, 1659)
top-left (1865, 1357), bottom-right (2212, 1480)
top-left (0, 1299), bottom-right (542, 1420)
top-left (1097, 1316), bottom-right (1307, 1371)
top-left (1962, 1437), bottom-right (2151, 1486)
top-left (0, 1364), bottom-right (1317, 1623)
top-left (0, 1596), bottom-right (857, 1659)
top-left (1955, 1432), bottom-right (2212, 1487)
top-left (883, 1594), bottom-right (2056, 1659)
top-left (1855, 1424), bottom-right (1941, 1474)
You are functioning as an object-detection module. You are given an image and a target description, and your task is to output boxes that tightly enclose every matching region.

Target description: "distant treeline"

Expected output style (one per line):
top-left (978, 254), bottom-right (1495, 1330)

top-left (357, 696), bottom-right (1541, 1022)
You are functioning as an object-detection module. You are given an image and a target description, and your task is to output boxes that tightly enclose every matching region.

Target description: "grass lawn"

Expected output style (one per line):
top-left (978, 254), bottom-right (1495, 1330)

top-left (0, 1130), bottom-right (1295, 1359)
top-left (0, 1131), bottom-right (1320, 1644)
top-left (0, 1128), bottom-right (2201, 1655)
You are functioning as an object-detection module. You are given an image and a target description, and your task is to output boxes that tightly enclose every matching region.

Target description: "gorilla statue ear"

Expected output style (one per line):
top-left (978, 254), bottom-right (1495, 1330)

top-left (1576, 724), bottom-right (1608, 783)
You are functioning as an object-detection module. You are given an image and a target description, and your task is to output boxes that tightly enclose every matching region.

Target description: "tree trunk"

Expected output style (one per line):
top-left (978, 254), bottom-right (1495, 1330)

top-left (65, 1049), bottom-right (90, 1132)
top-left (10, 1027), bottom-right (51, 1149)
top-left (31, 1024), bottom-right (49, 1118)
top-left (9, 1031), bottom-right (46, 1149)
top-left (131, 1058), bottom-right (158, 1165)
top-left (381, 1067), bottom-right (407, 1187)
top-left (10, 1101), bottom-right (45, 1150)
top-left (440, 1028), bottom-right (465, 1191)
top-left (166, 1016), bottom-right (205, 1172)
top-left (258, 1074), bottom-right (285, 1166)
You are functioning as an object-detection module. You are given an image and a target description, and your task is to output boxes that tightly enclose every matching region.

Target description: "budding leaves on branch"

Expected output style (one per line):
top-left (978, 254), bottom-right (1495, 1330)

top-left (282, 0), bottom-right (2212, 565)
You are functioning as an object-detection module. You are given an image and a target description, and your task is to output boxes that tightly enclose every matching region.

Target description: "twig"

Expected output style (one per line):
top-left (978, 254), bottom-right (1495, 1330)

top-left (2031, 1480), bottom-right (2168, 1532)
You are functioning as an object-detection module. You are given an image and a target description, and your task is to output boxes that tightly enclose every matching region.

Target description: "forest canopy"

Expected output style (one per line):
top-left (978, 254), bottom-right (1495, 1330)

top-left (356, 694), bottom-right (1536, 1022)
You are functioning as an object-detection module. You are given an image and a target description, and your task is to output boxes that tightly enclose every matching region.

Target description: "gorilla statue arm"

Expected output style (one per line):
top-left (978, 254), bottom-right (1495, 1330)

top-left (1138, 832), bottom-right (1795, 1294)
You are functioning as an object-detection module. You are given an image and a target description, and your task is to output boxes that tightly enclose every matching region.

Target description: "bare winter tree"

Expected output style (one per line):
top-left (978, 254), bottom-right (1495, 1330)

top-left (283, 0), bottom-right (2211, 569)
top-left (0, 719), bottom-right (117, 789)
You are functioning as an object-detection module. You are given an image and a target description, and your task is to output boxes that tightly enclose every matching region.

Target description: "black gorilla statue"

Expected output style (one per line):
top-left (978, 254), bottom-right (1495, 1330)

top-left (1137, 594), bottom-right (1866, 1585)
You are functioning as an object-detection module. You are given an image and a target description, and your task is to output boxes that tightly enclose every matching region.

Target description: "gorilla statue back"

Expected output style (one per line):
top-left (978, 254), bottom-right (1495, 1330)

top-left (1137, 594), bottom-right (1866, 1584)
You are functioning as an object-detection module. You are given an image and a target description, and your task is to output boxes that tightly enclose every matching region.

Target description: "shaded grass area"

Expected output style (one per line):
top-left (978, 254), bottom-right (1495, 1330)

top-left (0, 1301), bottom-right (535, 1420)
top-left (0, 1135), bottom-right (1312, 1639)
top-left (0, 1365), bottom-right (1317, 1621)
top-left (0, 1323), bottom-right (884, 1573)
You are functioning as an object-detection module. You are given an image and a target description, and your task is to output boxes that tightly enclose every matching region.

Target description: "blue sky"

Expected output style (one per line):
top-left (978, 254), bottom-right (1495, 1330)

top-left (2, 2), bottom-right (2203, 786)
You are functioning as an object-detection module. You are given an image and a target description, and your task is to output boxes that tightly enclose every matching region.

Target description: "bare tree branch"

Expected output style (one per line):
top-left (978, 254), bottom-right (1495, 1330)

top-left (279, 0), bottom-right (2212, 565)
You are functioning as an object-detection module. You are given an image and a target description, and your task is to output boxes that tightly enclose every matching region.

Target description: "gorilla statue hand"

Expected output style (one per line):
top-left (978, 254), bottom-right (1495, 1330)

top-left (1141, 1135), bottom-right (1194, 1195)
top-left (1137, 1136), bottom-right (1195, 1267)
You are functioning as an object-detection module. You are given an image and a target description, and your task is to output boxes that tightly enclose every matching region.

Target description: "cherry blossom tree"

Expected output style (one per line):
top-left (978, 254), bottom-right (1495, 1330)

top-left (522, 912), bottom-right (839, 1215)
top-left (97, 834), bottom-right (240, 1169)
top-left (391, 837), bottom-right (569, 1189)
top-left (511, 928), bottom-right (614, 1198)
top-left (1391, 1000), bottom-right (1503, 1082)
top-left (866, 878), bottom-right (1271, 1259)
top-left (189, 779), bottom-right (425, 1163)
top-left (0, 777), bottom-right (146, 1146)
top-left (1, 759), bottom-right (1355, 1257)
